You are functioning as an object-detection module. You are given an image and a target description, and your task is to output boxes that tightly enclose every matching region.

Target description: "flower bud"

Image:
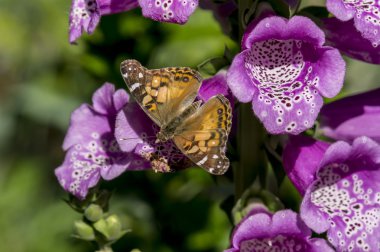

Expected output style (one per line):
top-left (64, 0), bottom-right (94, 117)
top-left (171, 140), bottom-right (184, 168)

top-left (105, 215), bottom-right (123, 241)
top-left (74, 220), bottom-right (95, 241)
top-left (84, 204), bottom-right (103, 222)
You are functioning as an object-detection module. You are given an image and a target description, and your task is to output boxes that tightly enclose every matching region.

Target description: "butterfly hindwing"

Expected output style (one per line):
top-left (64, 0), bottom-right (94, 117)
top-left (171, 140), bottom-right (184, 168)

top-left (173, 95), bottom-right (232, 175)
top-left (120, 60), bottom-right (201, 126)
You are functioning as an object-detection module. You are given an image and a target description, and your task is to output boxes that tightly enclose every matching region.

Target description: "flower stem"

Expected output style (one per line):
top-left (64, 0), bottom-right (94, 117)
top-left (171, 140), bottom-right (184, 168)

top-left (96, 245), bottom-right (113, 252)
top-left (234, 103), bottom-right (266, 200)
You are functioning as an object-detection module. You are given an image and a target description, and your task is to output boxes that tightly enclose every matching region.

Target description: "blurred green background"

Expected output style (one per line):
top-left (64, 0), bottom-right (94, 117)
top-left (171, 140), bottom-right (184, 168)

top-left (0, 0), bottom-right (379, 251)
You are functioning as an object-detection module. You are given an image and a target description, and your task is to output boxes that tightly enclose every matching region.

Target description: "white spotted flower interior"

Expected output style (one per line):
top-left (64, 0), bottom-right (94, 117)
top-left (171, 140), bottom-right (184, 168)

top-left (326, 0), bottom-right (380, 46)
top-left (225, 209), bottom-right (334, 252)
top-left (227, 16), bottom-right (345, 134)
top-left (138, 0), bottom-right (198, 24)
top-left (296, 136), bottom-right (380, 251)
top-left (55, 83), bottom-right (149, 199)
top-left (69, 0), bottom-right (139, 43)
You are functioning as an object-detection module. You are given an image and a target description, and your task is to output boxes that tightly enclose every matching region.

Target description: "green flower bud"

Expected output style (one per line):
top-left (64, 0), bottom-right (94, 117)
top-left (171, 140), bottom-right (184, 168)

top-left (105, 215), bottom-right (123, 241)
top-left (74, 220), bottom-right (95, 241)
top-left (84, 204), bottom-right (103, 222)
top-left (93, 218), bottom-right (108, 238)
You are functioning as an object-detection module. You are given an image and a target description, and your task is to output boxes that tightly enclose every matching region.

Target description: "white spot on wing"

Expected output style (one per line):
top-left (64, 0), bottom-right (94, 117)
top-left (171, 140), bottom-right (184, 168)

top-left (212, 154), bottom-right (218, 159)
top-left (196, 156), bottom-right (208, 166)
top-left (130, 83), bottom-right (141, 91)
top-left (123, 73), bottom-right (128, 78)
top-left (138, 73), bottom-right (143, 78)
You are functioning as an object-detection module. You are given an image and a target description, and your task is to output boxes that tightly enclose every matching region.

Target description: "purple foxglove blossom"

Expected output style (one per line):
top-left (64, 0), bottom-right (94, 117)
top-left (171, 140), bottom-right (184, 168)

top-left (115, 101), bottom-right (192, 172)
top-left (285, 136), bottom-right (380, 251)
top-left (138, 0), bottom-right (198, 24)
top-left (55, 83), bottom-right (149, 199)
top-left (198, 70), bottom-right (234, 106)
top-left (320, 88), bottom-right (380, 143)
top-left (227, 16), bottom-right (345, 134)
top-left (283, 135), bottom-right (330, 195)
top-left (69, 0), bottom-right (139, 43)
top-left (225, 209), bottom-right (333, 252)
top-left (326, 0), bottom-right (380, 46)
top-left (322, 18), bottom-right (380, 64)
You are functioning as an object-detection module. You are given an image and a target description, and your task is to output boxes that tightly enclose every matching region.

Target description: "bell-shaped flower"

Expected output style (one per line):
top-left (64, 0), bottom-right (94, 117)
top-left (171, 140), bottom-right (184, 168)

top-left (69, 0), bottom-right (139, 43)
top-left (284, 135), bottom-right (380, 251)
top-left (322, 18), bottom-right (380, 64)
top-left (326, 0), bottom-right (380, 46)
top-left (225, 208), bottom-right (333, 252)
top-left (227, 16), bottom-right (345, 134)
top-left (320, 88), bottom-right (380, 143)
top-left (55, 83), bottom-right (149, 199)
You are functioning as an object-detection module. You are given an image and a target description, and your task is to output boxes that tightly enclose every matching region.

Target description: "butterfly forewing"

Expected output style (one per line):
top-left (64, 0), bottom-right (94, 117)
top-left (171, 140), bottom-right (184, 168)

top-left (173, 95), bottom-right (232, 175)
top-left (120, 59), bottom-right (201, 126)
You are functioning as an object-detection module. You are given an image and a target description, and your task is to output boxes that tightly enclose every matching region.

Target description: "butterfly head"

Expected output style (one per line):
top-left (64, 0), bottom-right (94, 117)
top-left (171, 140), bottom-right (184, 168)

top-left (156, 131), bottom-right (171, 143)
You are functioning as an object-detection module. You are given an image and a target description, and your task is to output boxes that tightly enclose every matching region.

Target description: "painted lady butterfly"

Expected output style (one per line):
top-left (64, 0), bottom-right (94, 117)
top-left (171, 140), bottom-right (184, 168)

top-left (120, 59), bottom-right (232, 175)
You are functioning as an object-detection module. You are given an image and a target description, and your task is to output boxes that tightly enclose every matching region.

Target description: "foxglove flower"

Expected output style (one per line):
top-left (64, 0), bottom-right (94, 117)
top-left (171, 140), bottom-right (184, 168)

top-left (326, 0), bottom-right (380, 46)
top-left (115, 101), bottom-right (192, 172)
top-left (227, 16), bottom-right (345, 134)
top-left (320, 88), bottom-right (380, 143)
top-left (226, 208), bottom-right (333, 252)
top-left (322, 18), bottom-right (380, 64)
top-left (284, 136), bottom-right (380, 251)
top-left (55, 83), bottom-right (149, 199)
top-left (69, 0), bottom-right (139, 43)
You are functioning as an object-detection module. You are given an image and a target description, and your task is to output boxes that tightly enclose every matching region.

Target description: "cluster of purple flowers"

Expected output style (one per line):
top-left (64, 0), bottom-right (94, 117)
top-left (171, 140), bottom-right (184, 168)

top-left (59, 0), bottom-right (380, 251)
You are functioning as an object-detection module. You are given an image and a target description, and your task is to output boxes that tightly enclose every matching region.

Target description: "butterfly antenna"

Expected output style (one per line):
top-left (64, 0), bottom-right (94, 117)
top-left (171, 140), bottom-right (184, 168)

top-left (119, 136), bottom-right (157, 141)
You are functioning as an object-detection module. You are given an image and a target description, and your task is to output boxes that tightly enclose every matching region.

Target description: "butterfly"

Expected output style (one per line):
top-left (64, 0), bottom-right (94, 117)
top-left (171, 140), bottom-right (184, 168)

top-left (120, 59), bottom-right (232, 175)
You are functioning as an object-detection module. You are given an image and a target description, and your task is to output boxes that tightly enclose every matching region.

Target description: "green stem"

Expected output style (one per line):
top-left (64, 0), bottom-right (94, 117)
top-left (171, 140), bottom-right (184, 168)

top-left (96, 245), bottom-right (113, 252)
top-left (234, 103), bottom-right (266, 200)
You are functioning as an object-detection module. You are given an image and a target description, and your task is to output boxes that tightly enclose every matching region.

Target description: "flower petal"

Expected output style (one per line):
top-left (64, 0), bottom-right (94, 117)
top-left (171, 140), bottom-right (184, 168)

top-left (243, 16), bottom-right (325, 49)
top-left (226, 51), bottom-right (256, 102)
top-left (326, 0), bottom-right (380, 46)
top-left (227, 209), bottom-right (333, 252)
top-left (199, 70), bottom-right (234, 106)
top-left (92, 83), bottom-right (116, 115)
top-left (320, 88), bottom-right (380, 143)
top-left (322, 18), bottom-right (380, 64)
top-left (283, 135), bottom-right (330, 195)
top-left (97, 0), bottom-right (139, 15)
top-left (310, 46), bottom-right (345, 98)
top-left (55, 148), bottom-right (101, 199)
top-left (69, 0), bottom-right (101, 43)
top-left (113, 89), bottom-right (130, 111)
top-left (139, 0), bottom-right (198, 24)
top-left (115, 102), bottom-right (151, 152)
top-left (301, 137), bottom-right (380, 251)
top-left (63, 104), bottom-right (109, 150)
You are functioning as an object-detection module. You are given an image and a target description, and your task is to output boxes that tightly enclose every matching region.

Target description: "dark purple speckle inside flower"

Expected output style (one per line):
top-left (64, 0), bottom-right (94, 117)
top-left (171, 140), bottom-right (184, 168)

top-left (240, 234), bottom-right (310, 252)
top-left (311, 162), bottom-right (380, 251)
top-left (244, 39), bottom-right (320, 133)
